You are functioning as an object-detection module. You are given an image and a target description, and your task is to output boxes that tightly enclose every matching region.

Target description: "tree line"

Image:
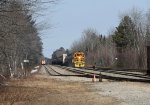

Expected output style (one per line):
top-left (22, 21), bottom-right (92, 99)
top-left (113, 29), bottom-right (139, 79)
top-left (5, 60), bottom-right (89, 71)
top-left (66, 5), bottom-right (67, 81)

top-left (0, 0), bottom-right (55, 78)
top-left (71, 8), bottom-right (150, 70)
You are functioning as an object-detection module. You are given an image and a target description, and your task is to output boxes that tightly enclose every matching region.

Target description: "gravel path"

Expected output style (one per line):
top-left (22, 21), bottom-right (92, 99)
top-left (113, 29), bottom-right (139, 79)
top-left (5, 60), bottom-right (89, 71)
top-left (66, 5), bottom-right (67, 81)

top-left (91, 81), bottom-right (150, 105)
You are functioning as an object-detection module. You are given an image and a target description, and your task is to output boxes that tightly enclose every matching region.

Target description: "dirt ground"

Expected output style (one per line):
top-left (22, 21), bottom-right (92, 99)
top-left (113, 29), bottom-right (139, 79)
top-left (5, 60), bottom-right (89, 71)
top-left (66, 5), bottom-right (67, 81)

top-left (0, 73), bottom-right (119, 105)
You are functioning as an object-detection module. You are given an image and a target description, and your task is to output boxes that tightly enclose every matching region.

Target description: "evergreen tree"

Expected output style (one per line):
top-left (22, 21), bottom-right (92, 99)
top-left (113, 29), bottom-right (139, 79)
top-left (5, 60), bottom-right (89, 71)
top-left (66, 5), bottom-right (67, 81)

top-left (112, 16), bottom-right (136, 68)
top-left (112, 16), bottom-right (136, 49)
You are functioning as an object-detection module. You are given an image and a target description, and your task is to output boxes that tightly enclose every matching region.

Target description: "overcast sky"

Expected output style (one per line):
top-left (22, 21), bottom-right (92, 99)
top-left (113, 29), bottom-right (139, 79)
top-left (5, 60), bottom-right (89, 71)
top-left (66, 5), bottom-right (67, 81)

top-left (38, 0), bottom-right (150, 58)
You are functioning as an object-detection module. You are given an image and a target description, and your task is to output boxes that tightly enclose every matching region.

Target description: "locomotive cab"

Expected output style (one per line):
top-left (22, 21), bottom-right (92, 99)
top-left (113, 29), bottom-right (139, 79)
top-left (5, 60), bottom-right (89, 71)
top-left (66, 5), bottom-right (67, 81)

top-left (72, 52), bottom-right (85, 68)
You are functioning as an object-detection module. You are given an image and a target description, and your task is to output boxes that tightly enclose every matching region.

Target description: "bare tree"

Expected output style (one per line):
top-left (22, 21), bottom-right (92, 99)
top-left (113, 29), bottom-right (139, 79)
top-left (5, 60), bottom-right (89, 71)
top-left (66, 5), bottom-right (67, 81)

top-left (0, 0), bottom-right (55, 78)
top-left (71, 28), bottom-right (116, 67)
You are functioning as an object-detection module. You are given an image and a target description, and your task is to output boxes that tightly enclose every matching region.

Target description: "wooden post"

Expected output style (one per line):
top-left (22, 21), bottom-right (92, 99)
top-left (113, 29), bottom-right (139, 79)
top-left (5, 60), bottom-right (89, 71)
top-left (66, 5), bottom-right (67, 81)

top-left (99, 72), bottom-right (102, 82)
top-left (147, 46), bottom-right (150, 75)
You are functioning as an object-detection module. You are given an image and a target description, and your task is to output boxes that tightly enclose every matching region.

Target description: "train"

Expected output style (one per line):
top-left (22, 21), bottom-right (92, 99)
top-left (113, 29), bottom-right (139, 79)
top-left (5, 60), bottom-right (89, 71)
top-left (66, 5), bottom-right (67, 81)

top-left (41, 59), bottom-right (46, 65)
top-left (72, 51), bottom-right (85, 68)
top-left (51, 47), bottom-right (85, 68)
top-left (40, 57), bottom-right (52, 65)
top-left (51, 47), bottom-right (68, 65)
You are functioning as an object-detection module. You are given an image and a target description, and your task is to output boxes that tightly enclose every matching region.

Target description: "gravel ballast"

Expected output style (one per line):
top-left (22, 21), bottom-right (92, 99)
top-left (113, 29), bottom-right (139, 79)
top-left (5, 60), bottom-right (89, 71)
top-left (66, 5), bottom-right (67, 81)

top-left (89, 81), bottom-right (150, 105)
top-left (43, 65), bottom-right (150, 105)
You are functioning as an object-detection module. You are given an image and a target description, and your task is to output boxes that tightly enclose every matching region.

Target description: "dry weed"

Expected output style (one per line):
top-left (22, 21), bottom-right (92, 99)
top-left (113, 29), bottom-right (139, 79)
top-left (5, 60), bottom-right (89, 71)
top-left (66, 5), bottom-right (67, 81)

top-left (0, 76), bottom-right (47, 105)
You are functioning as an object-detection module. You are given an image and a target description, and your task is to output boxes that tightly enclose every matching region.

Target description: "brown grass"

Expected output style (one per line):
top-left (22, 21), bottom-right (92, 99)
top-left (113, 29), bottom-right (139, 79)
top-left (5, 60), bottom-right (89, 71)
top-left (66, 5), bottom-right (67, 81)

top-left (0, 75), bottom-right (86, 105)
top-left (0, 77), bottom-right (48, 105)
top-left (0, 74), bottom-right (119, 105)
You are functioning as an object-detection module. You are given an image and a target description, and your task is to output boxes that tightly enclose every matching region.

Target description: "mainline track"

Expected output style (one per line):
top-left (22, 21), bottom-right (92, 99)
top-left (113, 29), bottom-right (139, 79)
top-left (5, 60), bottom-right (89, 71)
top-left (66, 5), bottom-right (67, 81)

top-left (43, 65), bottom-right (85, 77)
top-left (43, 65), bottom-right (62, 76)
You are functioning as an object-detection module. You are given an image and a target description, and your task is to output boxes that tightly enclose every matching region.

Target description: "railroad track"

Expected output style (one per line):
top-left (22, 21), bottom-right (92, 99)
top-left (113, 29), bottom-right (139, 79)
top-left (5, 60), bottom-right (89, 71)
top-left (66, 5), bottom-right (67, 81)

top-left (56, 65), bottom-right (150, 83)
top-left (43, 65), bottom-right (85, 77)
top-left (43, 65), bottom-right (62, 76)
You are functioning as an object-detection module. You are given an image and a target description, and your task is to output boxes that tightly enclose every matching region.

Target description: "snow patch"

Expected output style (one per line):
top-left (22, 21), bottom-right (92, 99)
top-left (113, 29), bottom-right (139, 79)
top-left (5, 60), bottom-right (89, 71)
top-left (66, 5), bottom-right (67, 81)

top-left (31, 66), bottom-right (39, 74)
top-left (31, 69), bottom-right (38, 74)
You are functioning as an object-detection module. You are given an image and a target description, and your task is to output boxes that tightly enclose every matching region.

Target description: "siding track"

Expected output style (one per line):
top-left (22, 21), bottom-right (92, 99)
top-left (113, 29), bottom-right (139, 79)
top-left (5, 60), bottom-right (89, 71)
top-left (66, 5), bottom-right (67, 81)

top-left (56, 65), bottom-right (150, 83)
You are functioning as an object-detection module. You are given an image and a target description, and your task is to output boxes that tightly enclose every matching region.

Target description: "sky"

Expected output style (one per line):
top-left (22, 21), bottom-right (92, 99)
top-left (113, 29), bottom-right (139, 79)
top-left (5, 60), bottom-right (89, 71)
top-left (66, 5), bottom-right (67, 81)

top-left (37, 0), bottom-right (150, 58)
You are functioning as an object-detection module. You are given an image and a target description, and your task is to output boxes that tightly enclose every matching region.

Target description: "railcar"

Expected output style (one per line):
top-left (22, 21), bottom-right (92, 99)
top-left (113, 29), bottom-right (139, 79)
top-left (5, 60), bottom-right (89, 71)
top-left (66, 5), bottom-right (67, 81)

top-left (51, 47), bottom-right (68, 65)
top-left (72, 51), bottom-right (85, 68)
top-left (52, 54), bottom-right (67, 65)
top-left (41, 59), bottom-right (46, 65)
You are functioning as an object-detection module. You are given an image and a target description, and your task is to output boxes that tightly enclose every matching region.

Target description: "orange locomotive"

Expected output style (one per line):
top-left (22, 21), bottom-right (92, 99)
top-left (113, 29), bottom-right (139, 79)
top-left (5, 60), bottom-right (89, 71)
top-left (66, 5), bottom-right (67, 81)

top-left (72, 51), bottom-right (85, 68)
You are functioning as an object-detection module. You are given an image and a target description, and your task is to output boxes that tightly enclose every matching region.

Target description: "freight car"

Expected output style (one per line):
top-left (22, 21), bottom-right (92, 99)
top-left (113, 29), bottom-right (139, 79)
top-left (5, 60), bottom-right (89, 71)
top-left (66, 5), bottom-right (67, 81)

top-left (51, 47), bottom-right (68, 65)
